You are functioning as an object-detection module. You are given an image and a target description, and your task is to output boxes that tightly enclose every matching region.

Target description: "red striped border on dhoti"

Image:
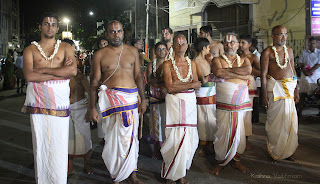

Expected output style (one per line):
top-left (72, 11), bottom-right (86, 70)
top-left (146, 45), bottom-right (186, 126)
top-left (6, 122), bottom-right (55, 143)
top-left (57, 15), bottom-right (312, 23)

top-left (196, 95), bottom-right (216, 105)
top-left (249, 90), bottom-right (258, 95)
top-left (217, 101), bottom-right (251, 111)
top-left (161, 128), bottom-right (186, 179)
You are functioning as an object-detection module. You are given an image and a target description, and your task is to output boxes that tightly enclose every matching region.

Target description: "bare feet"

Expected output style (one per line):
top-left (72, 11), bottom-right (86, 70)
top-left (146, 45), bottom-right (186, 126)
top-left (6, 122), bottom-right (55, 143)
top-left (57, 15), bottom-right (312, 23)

top-left (210, 165), bottom-right (223, 175)
top-left (152, 152), bottom-right (162, 160)
top-left (166, 179), bottom-right (176, 184)
top-left (128, 172), bottom-right (144, 184)
top-left (198, 148), bottom-right (206, 157)
top-left (232, 161), bottom-right (249, 173)
top-left (177, 178), bottom-right (189, 184)
top-left (286, 156), bottom-right (298, 162)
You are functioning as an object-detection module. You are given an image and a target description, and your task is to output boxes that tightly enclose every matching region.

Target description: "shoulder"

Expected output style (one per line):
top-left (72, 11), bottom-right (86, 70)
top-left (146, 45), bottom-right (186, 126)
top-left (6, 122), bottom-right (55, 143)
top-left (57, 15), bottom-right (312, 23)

top-left (262, 46), bottom-right (273, 55)
top-left (163, 60), bottom-right (172, 67)
top-left (60, 42), bottom-right (71, 50)
top-left (24, 44), bottom-right (36, 53)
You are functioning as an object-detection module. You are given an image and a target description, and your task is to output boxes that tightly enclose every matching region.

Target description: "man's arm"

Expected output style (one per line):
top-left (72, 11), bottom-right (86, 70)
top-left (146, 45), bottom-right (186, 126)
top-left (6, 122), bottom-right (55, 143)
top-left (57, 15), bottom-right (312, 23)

top-left (195, 61), bottom-right (205, 83)
top-left (23, 46), bottom-right (62, 82)
top-left (211, 57), bottom-right (250, 80)
top-left (39, 43), bottom-right (77, 77)
top-left (252, 55), bottom-right (261, 77)
top-left (88, 50), bottom-right (102, 122)
top-left (133, 48), bottom-right (146, 115)
top-left (218, 42), bottom-right (224, 56)
top-left (163, 61), bottom-right (201, 94)
top-left (227, 57), bottom-right (252, 75)
top-left (260, 48), bottom-right (269, 107)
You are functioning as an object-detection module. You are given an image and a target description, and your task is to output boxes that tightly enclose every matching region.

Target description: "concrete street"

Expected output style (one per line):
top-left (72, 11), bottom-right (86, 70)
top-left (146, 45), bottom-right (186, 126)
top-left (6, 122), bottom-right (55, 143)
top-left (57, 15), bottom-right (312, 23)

top-left (0, 83), bottom-right (319, 184)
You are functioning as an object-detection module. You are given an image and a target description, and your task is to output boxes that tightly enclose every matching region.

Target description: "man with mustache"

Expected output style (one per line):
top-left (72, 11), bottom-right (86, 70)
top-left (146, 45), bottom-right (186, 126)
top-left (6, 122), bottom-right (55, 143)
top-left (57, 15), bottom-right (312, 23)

top-left (211, 33), bottom-right (252, 175)
top-left (261, 25), bottom-right (299, 162)
top-left (88, 20), bottom-right (146, 184)
top-left (22, 12), bottom-right (77, 183)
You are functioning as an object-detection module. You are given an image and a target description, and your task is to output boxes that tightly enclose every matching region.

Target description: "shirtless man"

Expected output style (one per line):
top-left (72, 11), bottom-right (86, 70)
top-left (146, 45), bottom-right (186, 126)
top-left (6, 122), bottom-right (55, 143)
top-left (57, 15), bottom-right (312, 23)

top-left (211, 33), bottom-right (252, 175)
top-left (151, 27), bottom-right (174, 61)
top-left (161, 34), bottom-right (201, 184)
top-left (88, 20), bottom-right (146, 184)
top-left (22, 12), bottom-right (77, 183)
top-left (193, 37), bottom-right (217, 157)
top-left (199, 25), bottom-right (224, 60)
top-left (261, 25), bottom-right (299, 162)
top-left (61, 39), bottom-right (94, 176)
top-left (239, 34), bottom-right (261, 149)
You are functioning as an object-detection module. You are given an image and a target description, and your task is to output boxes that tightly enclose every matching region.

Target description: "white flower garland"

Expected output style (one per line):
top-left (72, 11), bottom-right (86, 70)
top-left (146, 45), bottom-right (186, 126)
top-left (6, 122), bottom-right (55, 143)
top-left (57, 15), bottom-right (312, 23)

top-left (222, 54), bottom-right (240, 68)
top-left (32, 40), bottom-right (61, 61)
top-left (152, 59), bottom-right (157, 77)
top-left (272, 45), bottom-right (289, 69)
top-left (171, 57), bottom-right (192, 82)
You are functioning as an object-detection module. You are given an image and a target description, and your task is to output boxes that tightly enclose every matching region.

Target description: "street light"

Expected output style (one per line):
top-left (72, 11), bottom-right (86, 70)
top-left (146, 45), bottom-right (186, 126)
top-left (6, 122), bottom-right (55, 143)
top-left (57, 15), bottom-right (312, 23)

top-left (63, 18), bottom-right (70, 32)
top-left (89, 11), bottom-right (94, 16)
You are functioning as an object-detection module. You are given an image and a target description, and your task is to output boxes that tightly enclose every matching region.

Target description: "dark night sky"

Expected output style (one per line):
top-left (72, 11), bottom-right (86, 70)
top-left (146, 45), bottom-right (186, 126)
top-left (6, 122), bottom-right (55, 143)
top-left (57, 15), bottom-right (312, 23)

top-left (21, 0), bottom-right (132, 30)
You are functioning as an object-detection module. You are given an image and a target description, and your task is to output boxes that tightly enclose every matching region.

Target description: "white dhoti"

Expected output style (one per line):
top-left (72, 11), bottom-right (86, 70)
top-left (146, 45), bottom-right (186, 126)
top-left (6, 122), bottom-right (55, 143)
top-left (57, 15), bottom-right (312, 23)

top-left (195, 82), bottom-right (217, 142)
top-left (99, 86), bottom-right (139, 182)
top-left (215, 82), bottom-right (251, 166)
top-left (266, 76), bottom-right (298, 160)
top-left (69, 98), bottom-right (92, 156)
top-left (22, 79), bottom-right (70, 184)
top-left (244, 76), bottom-right (258, 136)
top-left (149, 85), bottom-right (166, 144)
top-left (161, 90), bottom-right (198, 181)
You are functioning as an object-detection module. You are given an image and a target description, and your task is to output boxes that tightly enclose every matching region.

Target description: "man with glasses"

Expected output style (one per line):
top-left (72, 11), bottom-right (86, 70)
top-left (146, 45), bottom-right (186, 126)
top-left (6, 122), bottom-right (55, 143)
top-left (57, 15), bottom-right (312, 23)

top-left (146, 42), bottom-right (167, 160)
top-left (88, 20), bottom-right (146, 184)
top-left (151, 27), bottom-right (174, 61)
top-left (261, 25), bottom-right (299, 162)
top-left (211, 33), bottom-right (252, 175)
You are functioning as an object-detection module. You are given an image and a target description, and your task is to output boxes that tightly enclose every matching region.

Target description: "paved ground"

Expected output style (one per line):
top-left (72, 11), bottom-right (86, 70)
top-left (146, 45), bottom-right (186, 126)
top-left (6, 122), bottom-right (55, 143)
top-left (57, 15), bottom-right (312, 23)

top-left (0, 83), bottom-right (319, 184)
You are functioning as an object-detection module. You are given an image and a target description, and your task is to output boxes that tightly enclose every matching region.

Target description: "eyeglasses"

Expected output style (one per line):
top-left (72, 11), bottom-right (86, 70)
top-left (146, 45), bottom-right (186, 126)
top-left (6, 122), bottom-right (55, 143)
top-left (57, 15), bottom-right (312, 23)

top-left (224, 41), bottom-right (238, 46)
top-left (274, 33), bottom-right (288, 37)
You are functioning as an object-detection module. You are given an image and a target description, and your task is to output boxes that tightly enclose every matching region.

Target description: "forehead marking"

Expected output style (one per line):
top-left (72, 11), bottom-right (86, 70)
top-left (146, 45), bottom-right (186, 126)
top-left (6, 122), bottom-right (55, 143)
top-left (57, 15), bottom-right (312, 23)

top-left (226, 35), bottom-right (232, 42)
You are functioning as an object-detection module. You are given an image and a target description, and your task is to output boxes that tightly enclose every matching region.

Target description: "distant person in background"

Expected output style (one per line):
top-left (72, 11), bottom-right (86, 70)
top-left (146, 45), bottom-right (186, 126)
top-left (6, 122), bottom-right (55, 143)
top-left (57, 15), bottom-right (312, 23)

top-left (3, 49), bottom-right (15, 90)
top-left (98, 36), bottom-right (108, 49)
top-left (199, 25), bottom-right (224, 59)
top-left (298, 36), bottom-right (320, 116)
top-left (250, 37), bottom-right (261, 59)
top-left (15, 52), bottom-right (25, 93)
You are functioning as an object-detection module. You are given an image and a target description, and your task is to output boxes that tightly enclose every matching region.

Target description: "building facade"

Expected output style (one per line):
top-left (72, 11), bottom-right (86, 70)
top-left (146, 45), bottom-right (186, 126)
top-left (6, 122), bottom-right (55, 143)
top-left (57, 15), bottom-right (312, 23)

top-left (0, 0), bottom-right (21, 57)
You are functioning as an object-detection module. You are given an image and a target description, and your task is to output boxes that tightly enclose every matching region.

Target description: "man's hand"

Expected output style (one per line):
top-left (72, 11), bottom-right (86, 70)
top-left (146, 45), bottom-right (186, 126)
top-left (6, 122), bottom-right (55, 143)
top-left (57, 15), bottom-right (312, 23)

top-left (262, 95), bottom-right (269, 109)
top-left (192, 81), bottom-right (202, 90)
top-left (294, 92), bottom-right (300, 104)
top-left (89, 108), bottom-right (99, 122)
top-left (139, 99), bottom-right (147, 117)
top-left (64, 57), bottom-right (73, 66)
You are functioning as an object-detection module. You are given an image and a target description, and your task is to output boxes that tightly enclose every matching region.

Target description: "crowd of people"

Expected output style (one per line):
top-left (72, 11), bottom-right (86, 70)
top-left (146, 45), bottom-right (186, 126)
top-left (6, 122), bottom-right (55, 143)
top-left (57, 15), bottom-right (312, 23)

top-left (16, 11), bottom-right (320, 184)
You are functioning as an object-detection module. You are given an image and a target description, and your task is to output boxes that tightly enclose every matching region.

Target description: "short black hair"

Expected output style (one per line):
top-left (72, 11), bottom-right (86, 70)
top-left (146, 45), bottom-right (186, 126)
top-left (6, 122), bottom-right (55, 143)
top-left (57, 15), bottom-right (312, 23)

top-left (194, 37), bottom-right (210, 53)
top-left (240, 34), bottom-right (253, 44)
top-left (200, 25), bottom-right (213, 37)
top-left (308, 36), bottom-right (316, 43)
top-left (154, 41), bottom-right (167, 50)
top-left (251, 37), bottom-right (258, 49)
top-left (131, 38), bottom-right (142, 46)
top-left (62, 39), bottom-right (74, 46)
top-left (162, 27), bottom-right (173, 34)
top-left (39, 12), bottom-right (60, 26)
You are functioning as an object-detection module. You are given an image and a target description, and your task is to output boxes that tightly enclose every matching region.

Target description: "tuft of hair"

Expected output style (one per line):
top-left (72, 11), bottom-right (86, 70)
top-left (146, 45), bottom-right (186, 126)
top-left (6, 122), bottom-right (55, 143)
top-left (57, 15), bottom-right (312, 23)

top-left (62, 39), bottom-right (74, 46)
top-left (239, 34), bottom-right (253, 44)
top-left (308, 36), bottom-right (316, 43)
top-left (154, 41), bottom-right (167, 50)
top-left (162, 27), bottom-right (173, 34)
top-left (39, 12), bottom-right (60, 26)
top-left (271, 25), bottom-right (284, 35)
top-left (200, 25), bottom-right (213, 38)
top-left (224, 32), bottom-right (239, 42)
top-left (194, 37), bottom-right (210, 53)
top-left (173, 34), bottom-right (187, 44)
top-left (131, 38), bottom-right (142, 46)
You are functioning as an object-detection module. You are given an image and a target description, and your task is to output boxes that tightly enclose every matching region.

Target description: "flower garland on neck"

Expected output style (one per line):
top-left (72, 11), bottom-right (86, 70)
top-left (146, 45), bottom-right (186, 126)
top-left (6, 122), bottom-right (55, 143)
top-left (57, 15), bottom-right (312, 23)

top-left (32, 40), bottom-right (61, 61)
top-left (222, 53), bottom-right (240, 68)
top-left (272, 45), bottom-right (289, 69)
top-left (152, 59), bottom-right (157, 77)
top-left (171, 56), bottom-right (192, 82)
